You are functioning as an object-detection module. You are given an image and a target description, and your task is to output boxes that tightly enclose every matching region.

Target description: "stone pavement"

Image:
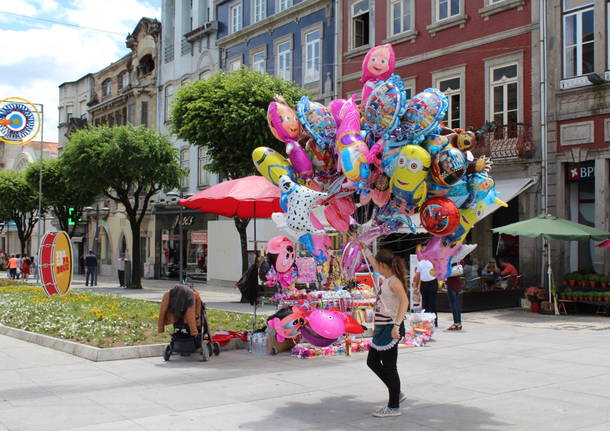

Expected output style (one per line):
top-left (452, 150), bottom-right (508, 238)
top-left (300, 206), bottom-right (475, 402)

top-left (1, 311), bottom-right (609, 431)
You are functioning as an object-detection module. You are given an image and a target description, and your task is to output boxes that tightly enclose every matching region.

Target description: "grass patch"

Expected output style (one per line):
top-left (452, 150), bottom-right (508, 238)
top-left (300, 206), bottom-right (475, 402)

top-left (0, 281), bottom-right (266, 348)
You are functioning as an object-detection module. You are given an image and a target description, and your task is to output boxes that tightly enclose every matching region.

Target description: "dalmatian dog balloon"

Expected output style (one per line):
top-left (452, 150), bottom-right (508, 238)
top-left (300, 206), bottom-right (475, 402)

top-left (279, 175), bottom-right (327, 235)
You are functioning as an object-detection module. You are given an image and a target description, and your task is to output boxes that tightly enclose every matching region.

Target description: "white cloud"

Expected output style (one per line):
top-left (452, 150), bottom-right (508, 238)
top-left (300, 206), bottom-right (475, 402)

top-left (0, 0), bottom-right (161, 142)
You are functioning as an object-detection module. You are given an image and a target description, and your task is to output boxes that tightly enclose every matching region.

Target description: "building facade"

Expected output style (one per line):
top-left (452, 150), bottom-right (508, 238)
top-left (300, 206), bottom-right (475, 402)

top-left (339, 0), bottom-right (543, 282)
top-left (546, 0), bottom-right (610, 276)
top-left (216, 0), bottom-right (337, 102)
top-left (156, 0), bottom-right (221, 280)
top-left (57, 17), bottom-right (162, 278)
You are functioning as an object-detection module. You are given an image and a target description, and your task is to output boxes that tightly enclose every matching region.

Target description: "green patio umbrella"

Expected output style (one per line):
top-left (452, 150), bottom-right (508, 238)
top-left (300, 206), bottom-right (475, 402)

top-left (491, 215), bottom-right (610, 315)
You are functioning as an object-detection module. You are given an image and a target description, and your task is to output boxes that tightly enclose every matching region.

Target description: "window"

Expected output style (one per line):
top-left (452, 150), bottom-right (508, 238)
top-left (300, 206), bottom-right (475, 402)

top-left (164, 85), bottom-right (174, 122)
top-left (304, 29), bottom-right (321, 83)
top-left (118, 72), bottom-right (129, 89)
top-left (198, 147), bottom-right (210, 187)
top-left (278, 0), bottom-right (292, 12)
top-left (253, 0), bottom-right (266, 23)
top-left (490, 63), bottom-right (518, 124)
top-left (230, 3), bottom-right (242, 33)
top-left (180, 147), bottom-right (190, 188)
top-left (199, 70), bottom-right (212, 80)
top-left (390, 0), bottom-right (412, 36)
top-left (608, 2), bottom-right (610, 71)
top-left (438, 77), bottom-right (462, 129)
top-left (139, 54), bottom-right (155, 76)
top-left (437, 0), bottom-right (460, 21)
top-left (102, 79), bottom-right (112, 98)
top-left (351, 0), bottom-right (370, 48)
top-left (251, 50), bottom-right (266, 73)
top-left (276, 40), bottom-right (292, 81)
top-left (140, 101), bottom-right (148, 127)
top-left (563, 3), bottom-right (594, 78)
top-left (228, 57), bottom-right (241, 70)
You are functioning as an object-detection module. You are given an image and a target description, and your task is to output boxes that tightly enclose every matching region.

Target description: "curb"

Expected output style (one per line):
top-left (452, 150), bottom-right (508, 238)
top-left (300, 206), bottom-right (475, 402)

top-left (0, 323), bottom-right (246, 362)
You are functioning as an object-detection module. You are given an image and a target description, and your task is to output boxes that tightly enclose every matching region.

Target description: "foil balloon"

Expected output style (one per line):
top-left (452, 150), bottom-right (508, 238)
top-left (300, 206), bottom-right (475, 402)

top-left (324, 196), bottom-right (355, 232)
top-left (455, 130), bottom-right (477, 151)
top-left (416, 236), bottom-right (462, 281)
top-left (286, 141), bottom-right (314, 179)
top-left (430, 145), bottom-right (468, 186)
top-left (328, 98), bottom-right (348, 127)
top-left (360, 44), bottom-right (396, 104)
top-left (301, 309), bottom-right (346, 347)
top-left (267, 95), bottom-right (302, 143)
top-left (427, 176), bottom-right (470, 208)
top-left (266, 235), bottom-right (296, 273)
top-left (363, 74), bottom-right (407, 139)
top-left (399, 88), bottom-right (448, 144)
top-left (267, 306), bottom-right (309, 342)
top-left (467, 171), bottom-right (508, 208)
top-left (419, 197), bottom-right (460, 236)
top-left (296, 96), bottom-right (337, 150)
top-left (336, 97), bottom-right (370, 182)
top-left (443, 202), bottom-right (488, 247)
top-left (252, 147), bottom-right (294, 186)
top-left (279, 175), bottom-right (327, 234)
top-left (390, 145), bottom-right (431, 213)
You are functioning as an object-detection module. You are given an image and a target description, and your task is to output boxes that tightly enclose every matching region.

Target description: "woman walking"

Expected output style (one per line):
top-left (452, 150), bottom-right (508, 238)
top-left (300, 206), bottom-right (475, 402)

top-left (21, 256), bottom-right (31, 280)
top-left (361, 247), bottom-right (409, 418)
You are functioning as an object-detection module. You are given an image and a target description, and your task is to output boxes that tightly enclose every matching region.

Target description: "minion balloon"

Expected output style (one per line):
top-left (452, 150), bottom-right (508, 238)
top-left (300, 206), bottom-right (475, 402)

top-left (252, 147), bottom-right (294, 186)
top-left (389, 145), bottom-right (431, 213)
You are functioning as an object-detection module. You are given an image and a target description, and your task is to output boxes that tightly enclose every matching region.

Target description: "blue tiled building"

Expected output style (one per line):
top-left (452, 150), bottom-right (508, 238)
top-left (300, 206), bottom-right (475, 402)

top-left (215, 0), bottom-right (337, 102)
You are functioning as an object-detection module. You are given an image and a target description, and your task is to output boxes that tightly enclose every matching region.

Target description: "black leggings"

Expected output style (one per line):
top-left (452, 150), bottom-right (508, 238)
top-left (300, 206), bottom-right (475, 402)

top-left (367, 343), bottom-right (400, 408)
top-left (421, 279), bottom-right (438, 326)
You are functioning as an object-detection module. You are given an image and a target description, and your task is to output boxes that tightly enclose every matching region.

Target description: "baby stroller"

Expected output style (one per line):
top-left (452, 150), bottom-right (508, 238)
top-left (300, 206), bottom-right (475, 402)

top-left (162, 293), bottom-right (221, 362)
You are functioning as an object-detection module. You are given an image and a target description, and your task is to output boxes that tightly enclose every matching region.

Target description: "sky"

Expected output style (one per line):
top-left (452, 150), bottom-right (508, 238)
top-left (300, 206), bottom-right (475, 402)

top-left (0, 0), bottom-right (162, 142)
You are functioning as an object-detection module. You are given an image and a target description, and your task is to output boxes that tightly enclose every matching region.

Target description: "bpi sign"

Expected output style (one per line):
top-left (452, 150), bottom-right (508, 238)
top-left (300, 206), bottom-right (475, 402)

top-left (566, 162), bottom-right (594, 182)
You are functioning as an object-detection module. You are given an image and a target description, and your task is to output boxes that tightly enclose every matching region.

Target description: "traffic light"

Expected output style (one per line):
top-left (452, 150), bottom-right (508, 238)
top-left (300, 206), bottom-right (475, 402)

top-left (67, 208), bottom-right (81, 226)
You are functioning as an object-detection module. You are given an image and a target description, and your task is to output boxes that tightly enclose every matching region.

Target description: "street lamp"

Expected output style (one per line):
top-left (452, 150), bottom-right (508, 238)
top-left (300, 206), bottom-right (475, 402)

top-left (166, 191), bottom-right (184, 283)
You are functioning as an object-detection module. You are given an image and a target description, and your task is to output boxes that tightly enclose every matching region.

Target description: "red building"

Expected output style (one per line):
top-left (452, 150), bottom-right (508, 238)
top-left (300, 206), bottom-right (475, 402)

top-left (338, 0), bottom-right (543, 281)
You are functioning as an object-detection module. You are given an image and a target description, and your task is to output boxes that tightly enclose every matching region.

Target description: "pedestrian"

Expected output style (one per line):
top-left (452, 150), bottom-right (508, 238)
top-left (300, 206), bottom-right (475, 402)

top-left (21, 256), bottom-right (31, 280)
top-left (414, 256), bottom-right (438, 327)
top-left (446, 265), bottom-right (463, 331)
top-left (31, 255), bottom-right (38, 279)
top-left (361, 246), bottom-right (409, 418)
top-left (84, 249), bottom-right (98, 286)
top-left (16, 254), bottom-right (22, 280)
top-left (8, 255), bottom-right (18, 279)
top-left (116, 254), bottom-right (126, 287)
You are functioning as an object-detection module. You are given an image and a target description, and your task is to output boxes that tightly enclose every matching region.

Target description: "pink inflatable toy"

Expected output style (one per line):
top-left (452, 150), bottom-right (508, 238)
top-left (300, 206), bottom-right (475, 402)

top-left (336, 96), bottom-right (370, 182)
top-left (304, 309), bottom-right (345, 340)
top-left (266, 235), bottom-right (296, 273)
top-left (360, 44), bottom-right (396, 103)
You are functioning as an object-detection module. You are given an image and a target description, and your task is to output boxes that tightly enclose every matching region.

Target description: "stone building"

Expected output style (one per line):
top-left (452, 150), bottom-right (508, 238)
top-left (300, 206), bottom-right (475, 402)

top-left (546, 0), bottom-right (610, 276)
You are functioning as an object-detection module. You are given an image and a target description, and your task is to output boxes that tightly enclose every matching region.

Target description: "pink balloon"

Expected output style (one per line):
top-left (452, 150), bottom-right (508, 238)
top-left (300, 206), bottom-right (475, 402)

top-left (286, 141), bottom-right (313, 179)
top-left (416, 237), bottom-right (462, 281)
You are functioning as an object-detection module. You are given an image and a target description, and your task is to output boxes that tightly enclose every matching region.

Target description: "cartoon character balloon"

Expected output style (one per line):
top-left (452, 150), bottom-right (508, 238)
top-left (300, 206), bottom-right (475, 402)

top-left (252, 147), bottom-right (294, 186)
top-left (296, 96), bottom-right (337, 150)
top-left (266, 235), bottom-right (296, 273)
top-left (335, 96), bottom-right (371, 182)
top-left (390, 145), bottom-right (431, 213)
top-left (360, 44), bottom-right (396, 103)
top-left (278, 175), bottom-right (327, 234)
top-left (430, 145), bottom-right (468, 186)
top-left (267, 306), bottom-right (309, 342)
top-left (419, 197), bottom-right (460, 236)
top-left (399, 88), bottom-right (448, 144)
top-left (364, 74), bottom-right (408, 139)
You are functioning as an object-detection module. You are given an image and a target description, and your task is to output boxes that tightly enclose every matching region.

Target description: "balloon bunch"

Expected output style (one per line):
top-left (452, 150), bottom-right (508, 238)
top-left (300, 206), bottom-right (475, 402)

top-left (253, 43), bottom-right (507, 280)
top-left (267, 305), bottom-right (364, 347)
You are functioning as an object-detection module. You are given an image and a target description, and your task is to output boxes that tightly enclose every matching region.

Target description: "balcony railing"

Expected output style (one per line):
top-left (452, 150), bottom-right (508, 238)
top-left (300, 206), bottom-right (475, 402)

top-left (472, 122), bottom-right (534, 160)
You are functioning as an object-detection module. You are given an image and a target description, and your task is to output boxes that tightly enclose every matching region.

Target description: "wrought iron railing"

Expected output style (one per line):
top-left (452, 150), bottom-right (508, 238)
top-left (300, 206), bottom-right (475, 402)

top-left (472, 122), bottom-right (534, 160)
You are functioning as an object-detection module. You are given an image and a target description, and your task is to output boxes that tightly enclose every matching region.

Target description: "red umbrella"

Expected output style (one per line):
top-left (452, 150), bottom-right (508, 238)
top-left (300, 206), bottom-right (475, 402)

top-left (179, 175), bottom-right (281, 218)
top-left (597, 239), bottom-right (610, 248)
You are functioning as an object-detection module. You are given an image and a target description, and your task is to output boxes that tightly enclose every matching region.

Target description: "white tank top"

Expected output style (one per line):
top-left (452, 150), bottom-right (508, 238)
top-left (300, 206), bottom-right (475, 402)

top-left (374, 275), bottom-right (400, 324)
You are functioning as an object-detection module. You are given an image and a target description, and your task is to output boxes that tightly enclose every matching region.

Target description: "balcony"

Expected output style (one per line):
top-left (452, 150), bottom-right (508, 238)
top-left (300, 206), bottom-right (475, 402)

top-left (472, 122), bottom-right (534, 160)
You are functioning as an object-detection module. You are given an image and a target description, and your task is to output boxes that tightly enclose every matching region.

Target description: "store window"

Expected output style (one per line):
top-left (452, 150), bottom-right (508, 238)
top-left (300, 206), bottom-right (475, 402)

top-left (490, 63), bottom-right (518, 124)
top-left (253, 0), bottom-right (266, 23)
top-left (230, 3), bottom-right (242, 33)
top-left (438, 76), bottom-right (462, 129)
top-left (251, 49), bottom-right (266, 73)
top-left (436, 0), bottom-right (460, 21)
top-left (276, 40), bottom-right (292, 81)
top-left (351, 0), bottom-right (370, 49)
top-left (390, 0), bottom-right (413, 36)
top-left (180, 147), bottom-right (190, 189)
top-left (563, 0), bottom-right (594, 78)
top-left (304, 28), bottom-right (321, 83)
top-left (277, 0), bottom-right (292, 12)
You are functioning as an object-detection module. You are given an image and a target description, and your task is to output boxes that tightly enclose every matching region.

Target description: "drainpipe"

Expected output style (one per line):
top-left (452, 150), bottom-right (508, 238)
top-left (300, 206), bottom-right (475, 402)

top-left (333, 0), bottom-right (339, 99)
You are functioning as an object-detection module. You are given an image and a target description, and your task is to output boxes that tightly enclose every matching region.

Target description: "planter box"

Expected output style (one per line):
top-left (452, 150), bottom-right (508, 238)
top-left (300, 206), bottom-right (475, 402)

top-left (436, 289), bottom-right (523, 312)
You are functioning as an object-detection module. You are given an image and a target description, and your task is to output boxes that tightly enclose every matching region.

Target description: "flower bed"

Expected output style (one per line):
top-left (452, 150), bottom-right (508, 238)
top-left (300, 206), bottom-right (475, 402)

top-left (0, 282), bottom-right (266, 348)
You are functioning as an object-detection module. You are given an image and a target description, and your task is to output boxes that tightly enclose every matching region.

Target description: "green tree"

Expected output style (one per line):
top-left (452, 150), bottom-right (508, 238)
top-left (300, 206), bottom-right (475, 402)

top-left (61, 125), bottom-right (184, 288)
top-left (170, 68), bottom-right (306, 274)
top-left (0, 170), bottom-right (40, 255)
top-left (25, 158), bottom-right (96, 237)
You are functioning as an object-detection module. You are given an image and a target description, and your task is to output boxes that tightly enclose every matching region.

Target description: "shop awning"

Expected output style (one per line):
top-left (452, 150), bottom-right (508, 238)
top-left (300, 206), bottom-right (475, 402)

top-left (402, 176), bottom-right (537, 234)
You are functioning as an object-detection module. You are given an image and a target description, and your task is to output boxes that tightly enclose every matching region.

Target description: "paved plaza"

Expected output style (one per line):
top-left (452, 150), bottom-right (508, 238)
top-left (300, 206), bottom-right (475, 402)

top-left (1, 306), bottom-right (609, 431)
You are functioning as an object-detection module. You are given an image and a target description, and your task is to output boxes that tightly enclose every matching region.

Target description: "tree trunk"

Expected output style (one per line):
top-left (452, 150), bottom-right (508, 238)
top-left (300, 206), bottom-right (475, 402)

top-left (234, 216), bottom-right (251, 276)
top-left (128, 217), bottom-right (142, 289)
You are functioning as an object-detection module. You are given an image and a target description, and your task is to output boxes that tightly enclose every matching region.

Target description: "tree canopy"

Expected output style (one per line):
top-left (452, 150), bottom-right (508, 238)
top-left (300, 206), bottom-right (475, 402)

top-left (61, 125), bottom-right (184, 288)
top-left (25, 158), bottom-right (96, 236)
top-left (170, 67), bottom-right (307, 180)
top-left (0, 170), bottom-right (40, 254)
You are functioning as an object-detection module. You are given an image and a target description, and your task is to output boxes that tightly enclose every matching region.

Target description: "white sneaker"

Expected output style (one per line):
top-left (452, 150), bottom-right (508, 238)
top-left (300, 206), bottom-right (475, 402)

top-left (372, 406), bottom-right (402, 418)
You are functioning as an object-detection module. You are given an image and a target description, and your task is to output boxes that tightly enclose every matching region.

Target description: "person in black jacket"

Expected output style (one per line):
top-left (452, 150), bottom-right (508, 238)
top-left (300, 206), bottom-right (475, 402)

top-left (84, 250), bottom-right (98, 286)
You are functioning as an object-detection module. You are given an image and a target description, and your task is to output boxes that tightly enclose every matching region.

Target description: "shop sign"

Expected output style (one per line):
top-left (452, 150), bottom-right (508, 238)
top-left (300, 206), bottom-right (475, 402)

top-left (162, 233), bottom-right (180, 241)
top-left (39, 231), bottom-right (72, 296)
top-left (191, 230), bottom-right (208, 244)
top-left (566, 162), bottom-right (594, 182)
